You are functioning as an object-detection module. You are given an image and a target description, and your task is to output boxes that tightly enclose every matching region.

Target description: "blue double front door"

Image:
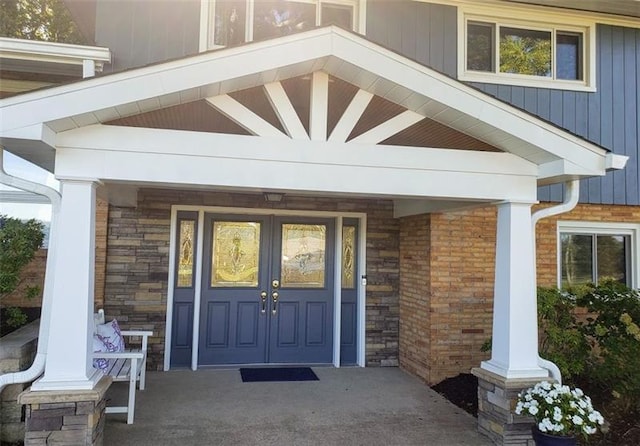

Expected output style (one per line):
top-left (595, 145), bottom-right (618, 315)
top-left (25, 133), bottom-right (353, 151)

top-left (198, 214), bottom-right (335, 365)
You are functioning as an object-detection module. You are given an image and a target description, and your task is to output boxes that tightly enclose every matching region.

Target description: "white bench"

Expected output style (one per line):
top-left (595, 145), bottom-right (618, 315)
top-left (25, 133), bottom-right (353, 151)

top-left (93, 310), bottom-right (152, 424)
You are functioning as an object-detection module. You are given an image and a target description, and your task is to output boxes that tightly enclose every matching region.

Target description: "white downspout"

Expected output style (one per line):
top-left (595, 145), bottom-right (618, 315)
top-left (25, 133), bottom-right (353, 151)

top-left (0, 148), bottom-right (60, 393)
top-left (531, 179), bottom-right (580, 385)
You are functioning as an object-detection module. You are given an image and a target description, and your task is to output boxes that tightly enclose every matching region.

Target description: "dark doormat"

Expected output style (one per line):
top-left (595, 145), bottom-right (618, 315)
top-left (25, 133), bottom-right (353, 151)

top-left (240, 367), bottom-right (319, 382)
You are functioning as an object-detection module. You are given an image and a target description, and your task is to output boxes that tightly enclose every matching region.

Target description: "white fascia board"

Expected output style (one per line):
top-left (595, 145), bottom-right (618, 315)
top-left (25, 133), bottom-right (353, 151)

top-left (329, 30), bottom-right (611, 175)
top-left (0, 30), bottom-right (335, 133)
top-left (0, 37), bottom-right (111, 66)
top-left (55, 125), bottom-right (538, 202)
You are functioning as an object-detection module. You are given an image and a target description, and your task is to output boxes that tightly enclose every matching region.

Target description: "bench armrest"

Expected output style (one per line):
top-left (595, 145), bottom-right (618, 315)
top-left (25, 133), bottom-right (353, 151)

top-left (121, 330), bottom-right (153, 337)
top-left (93, 351), bottom-right (144, 360)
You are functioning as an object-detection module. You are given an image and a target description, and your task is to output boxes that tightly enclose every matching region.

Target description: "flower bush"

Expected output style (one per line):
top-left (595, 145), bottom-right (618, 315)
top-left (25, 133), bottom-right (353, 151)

top-left (516, 381), bottom-right (605, 438)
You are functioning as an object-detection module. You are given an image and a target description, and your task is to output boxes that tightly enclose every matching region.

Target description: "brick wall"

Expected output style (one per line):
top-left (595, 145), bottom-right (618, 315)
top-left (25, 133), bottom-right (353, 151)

top-left (399, 207), bottom-right (497, 385)
top-left (399, 203), bottom-right (640, 386)
top-left (104, 189), bottom-right (400, 370)
top-left (399, 214), bottom-right (431, 382)
top-left (534, 203), bottom-right (640, 287)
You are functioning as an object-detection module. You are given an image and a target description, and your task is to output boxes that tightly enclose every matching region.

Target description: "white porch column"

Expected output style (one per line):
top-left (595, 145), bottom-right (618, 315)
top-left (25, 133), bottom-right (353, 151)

top-left (31, 179), bottom-right (103, 391)
top-left (481, 201), bottom-right (548, 379)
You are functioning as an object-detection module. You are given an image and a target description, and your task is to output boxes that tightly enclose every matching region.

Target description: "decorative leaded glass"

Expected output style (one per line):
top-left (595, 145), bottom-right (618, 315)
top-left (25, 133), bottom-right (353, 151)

top-left (211, 222), bottom-right (261, 287)
top-left (281, 224), bottom-right (326, 288)
top-left (342, 226), bottom-right (355, 289)
top-left (177, 220), bottom-right (195, 287)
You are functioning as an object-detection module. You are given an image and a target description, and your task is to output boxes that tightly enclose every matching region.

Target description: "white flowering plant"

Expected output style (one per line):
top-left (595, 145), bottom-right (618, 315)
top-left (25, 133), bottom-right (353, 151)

top-left (515, 381), bottom-right (605, 438)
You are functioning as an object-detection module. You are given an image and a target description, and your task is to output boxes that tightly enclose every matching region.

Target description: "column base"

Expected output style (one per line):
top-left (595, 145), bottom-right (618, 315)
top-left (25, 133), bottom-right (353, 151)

top-left (472, 367), bottom-right (553, 446)
top-left (18, 375), bottom-right (112, 446)
top-left (31, 368), bottom-right (104, 391)
top-left (480, 360), bottom-right (549, 380)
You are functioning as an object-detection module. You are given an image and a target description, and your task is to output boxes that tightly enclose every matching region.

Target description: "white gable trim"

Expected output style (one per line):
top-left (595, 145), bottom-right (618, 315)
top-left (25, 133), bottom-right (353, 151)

top-left (0, 27), bottom-right (624, 181)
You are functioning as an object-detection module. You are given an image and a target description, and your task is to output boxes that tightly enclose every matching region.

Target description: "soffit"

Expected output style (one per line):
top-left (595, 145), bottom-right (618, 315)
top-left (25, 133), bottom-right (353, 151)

top-left (106, 74), bottom-right (500, 153)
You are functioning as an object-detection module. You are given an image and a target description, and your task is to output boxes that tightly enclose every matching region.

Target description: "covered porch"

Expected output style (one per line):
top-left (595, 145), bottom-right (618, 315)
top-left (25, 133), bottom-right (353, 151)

top-left (0, 26), bottom-right (625, 445)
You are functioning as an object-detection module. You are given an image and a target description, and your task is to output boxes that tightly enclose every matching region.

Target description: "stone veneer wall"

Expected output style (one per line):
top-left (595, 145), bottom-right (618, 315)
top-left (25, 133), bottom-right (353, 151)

top-left (0, 320), bottom-right (39, 443)
top-left (104, 189), bottom-right (400, 370)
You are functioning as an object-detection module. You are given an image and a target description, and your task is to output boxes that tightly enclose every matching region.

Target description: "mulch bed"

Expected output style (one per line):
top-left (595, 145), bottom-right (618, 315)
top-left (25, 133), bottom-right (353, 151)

top-left (431, 373), bottom-right (478, 417)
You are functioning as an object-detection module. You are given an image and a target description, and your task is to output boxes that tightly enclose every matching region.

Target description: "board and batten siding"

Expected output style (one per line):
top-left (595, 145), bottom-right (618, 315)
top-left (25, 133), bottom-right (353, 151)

top-left (94, 0), bottom-right (200, 74)
top-left (473, 24), bottom-right (640, 206)
top-left (366, 0), bottom-right (458, 78)
top-left (367, 2), bottom-right (639, 206)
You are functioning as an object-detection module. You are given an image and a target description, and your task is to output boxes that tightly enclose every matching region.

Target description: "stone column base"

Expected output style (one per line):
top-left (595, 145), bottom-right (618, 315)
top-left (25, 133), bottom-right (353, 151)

top-left (472, 367), bottom-right (551, 446)
top-left (18, 375), bottom-right (112, 446)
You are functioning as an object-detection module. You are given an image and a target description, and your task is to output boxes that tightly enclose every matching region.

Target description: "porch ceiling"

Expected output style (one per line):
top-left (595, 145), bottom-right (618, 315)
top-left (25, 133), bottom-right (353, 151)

top-left (0, 26), bottom-right (623, 185)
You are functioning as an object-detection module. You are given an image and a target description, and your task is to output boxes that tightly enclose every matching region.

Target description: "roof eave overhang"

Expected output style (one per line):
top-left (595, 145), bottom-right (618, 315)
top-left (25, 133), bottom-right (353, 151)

top-left (0, 26), bottom-right (622, 182)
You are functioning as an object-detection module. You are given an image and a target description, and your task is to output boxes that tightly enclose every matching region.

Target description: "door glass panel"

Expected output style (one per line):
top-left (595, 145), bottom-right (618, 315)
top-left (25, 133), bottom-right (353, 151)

top-left (177, 220), bottom-right (195, 287)
top-left (281, 224), bottom-right (326, 288)
top-left (342, 226), bottom-right (355, 289)
top-left (211, 222), bottom-right (261, 287)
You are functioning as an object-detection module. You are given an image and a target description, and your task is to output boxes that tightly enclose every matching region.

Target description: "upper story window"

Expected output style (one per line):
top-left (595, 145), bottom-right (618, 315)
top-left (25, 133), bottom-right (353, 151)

top-left (459, 7), bottom-right (595, 91)
top-left (558, 222), bottom-right (640, 289)
top-left (201, 0), bottom-right (365, 51)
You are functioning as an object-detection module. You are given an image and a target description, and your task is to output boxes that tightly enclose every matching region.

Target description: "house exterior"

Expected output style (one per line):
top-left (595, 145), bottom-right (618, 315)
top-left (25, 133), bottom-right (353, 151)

top-left (0, 1), bottom-right (638, 444)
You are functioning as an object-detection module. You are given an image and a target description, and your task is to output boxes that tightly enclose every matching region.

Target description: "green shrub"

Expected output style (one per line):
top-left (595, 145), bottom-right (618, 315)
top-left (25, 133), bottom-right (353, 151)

top-left (576, 281), bottom-right (640, 407)
top-left (537, 287), bottom-right (590, 381)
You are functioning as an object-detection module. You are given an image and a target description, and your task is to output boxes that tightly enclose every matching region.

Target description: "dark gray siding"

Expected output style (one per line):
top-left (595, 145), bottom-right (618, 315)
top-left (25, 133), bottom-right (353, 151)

top-left (95, 0), bottom-right (200, 73)
top-left (366, 0), bottom-right (457, 78)
top-left (473, 25), bottom-right (640, 206)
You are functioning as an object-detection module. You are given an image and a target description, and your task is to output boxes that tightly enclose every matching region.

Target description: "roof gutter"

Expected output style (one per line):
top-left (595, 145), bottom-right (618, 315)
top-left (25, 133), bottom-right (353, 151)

top-left (0, 147), bottom-right (60, 393)
top-left (531, 179), bottom-right (580, 385)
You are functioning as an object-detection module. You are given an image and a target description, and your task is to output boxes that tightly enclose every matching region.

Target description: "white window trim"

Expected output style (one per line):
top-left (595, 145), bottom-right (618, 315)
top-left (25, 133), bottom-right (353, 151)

top-left (457, 6), bottom-right (596, 92)
top-left (556, 221), bottom-right (640, 289)
top-left (199, 0), bottom-right (366, 52)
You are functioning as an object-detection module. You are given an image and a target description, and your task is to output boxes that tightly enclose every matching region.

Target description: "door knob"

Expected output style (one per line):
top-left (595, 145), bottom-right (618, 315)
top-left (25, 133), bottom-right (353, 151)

top-left (271, 291), bottom-right (279, 315)
top-left (260, 291), bottom-right (267, 314)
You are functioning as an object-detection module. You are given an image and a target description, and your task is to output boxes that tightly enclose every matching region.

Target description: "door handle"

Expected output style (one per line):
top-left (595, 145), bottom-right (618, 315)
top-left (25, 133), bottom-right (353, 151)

top-left (271, 291), bottom-right (279, 315)
top-left (260, 291), bottom-right (267, 314)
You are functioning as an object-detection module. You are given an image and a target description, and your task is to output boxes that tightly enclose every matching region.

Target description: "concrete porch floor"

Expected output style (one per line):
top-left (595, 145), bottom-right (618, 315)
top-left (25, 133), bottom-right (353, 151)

top-left (104, 367), bottom-right (492, 446)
